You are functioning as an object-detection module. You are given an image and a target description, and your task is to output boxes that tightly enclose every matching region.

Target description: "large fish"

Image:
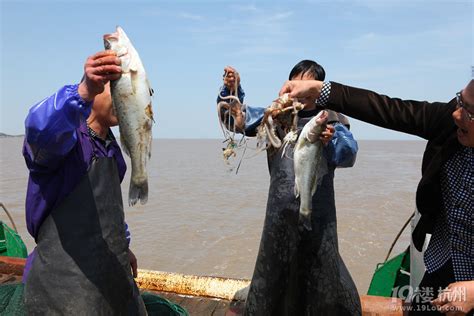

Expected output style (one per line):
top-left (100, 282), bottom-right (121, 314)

top-left (294, 110), bottom-right (328, 230)
top-left (104, 26), bottom-right (154, 206)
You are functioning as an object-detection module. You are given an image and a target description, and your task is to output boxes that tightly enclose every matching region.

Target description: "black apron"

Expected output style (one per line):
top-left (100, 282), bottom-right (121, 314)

top-left (25, 156), bottom-right (146, 315)
top-left (244, 112), bottom-right (361, 316)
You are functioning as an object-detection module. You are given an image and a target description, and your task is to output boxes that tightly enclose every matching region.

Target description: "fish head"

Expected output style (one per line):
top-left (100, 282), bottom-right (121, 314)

top-left (314, 110), bottom-right (329, 126)
top-left (103, 26), bottom-right (130, 59)
top-left (302, 110), bottom-right (329, 143)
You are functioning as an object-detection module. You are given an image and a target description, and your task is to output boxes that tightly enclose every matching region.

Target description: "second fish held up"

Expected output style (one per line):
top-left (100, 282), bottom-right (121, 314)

top-left (294, 110), bottom-right (328, 230)
top-left (104, 26), bottom-right (155, 206)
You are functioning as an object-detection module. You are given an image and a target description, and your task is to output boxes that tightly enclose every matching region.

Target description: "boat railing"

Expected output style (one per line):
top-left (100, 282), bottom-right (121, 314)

top-left (384, 211), bottom-right (415, 262)
top-left (0, 203), bottom-right (18, 233)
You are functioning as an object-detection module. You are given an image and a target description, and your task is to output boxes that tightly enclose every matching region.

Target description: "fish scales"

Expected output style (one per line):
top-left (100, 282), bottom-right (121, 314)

top-left (104, 26), bottom-right (154, 206)
top-left (293, 110), bottom-right (328, 230)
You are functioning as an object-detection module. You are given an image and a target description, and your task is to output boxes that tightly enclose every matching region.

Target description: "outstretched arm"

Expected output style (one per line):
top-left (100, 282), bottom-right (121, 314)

top-left (216, 66), bottom-right (265, 136)
top-left (279, 80), bottom-right (455, 140)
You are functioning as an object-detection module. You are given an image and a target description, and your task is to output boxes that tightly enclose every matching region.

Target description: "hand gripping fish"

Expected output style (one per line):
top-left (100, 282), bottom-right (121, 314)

top-left (104, 26), bottom-right (154, 206)
top-left (294, 110), bottom-right (328, 230)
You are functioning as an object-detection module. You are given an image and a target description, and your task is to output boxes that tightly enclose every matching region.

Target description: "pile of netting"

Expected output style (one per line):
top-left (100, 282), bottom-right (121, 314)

top-left (0, 284), bottom-right (188, 316)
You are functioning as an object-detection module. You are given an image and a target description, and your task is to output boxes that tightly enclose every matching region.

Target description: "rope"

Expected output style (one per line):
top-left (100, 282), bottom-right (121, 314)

top-left (384, 211), bottom-right (415, 262)
top-left (216, 72), bottom-right (250, 174)
top-left (0, 202), bottom-right (18, 233)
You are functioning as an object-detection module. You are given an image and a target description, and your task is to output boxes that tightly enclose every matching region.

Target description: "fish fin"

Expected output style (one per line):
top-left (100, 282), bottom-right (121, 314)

top-left (129, 179), bottom-right (148, 206)
top-left (311, 177), bottom-right (318, 196)
top-left (147, 78), bottom-right (154, 96)
top-left (129, 56), bottom-right (139, 72)
top-left (130, 69), bottom-right (138, 94)
top-left (119, 132), bottom-right (132, 158)
top-left (299, 211), bottom-right (312, 231)
top-left (145, 103), bottom-right (155, 123)
top-left (147, 133), bottom-right (152, 160)
top-left (294, 182), bottom-right (300, 198)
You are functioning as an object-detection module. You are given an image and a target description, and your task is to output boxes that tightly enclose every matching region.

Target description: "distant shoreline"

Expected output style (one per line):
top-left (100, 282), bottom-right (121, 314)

top-left (0, 134), bottom-right (426, 141)
top-left (0, 133), bottom-right (24, 138)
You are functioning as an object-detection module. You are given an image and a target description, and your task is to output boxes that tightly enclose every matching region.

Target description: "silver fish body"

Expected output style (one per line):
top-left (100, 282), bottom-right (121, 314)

top-left (104, 26), bottom-right (154, 206)
top-left (294, 110), bottom-right (328, 230)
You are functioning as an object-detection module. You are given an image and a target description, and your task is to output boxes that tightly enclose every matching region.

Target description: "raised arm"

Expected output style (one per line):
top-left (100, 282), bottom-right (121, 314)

top-left (23, 85), bottom-right (92, 169)
top-left (217, 66), bottom-right (265, 136)
top-left (23, 51), bottom-right (122, 170)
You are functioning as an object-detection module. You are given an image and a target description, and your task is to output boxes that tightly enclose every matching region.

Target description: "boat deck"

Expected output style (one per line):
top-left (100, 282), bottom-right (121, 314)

top-left (151, 291), bottom-right (244, 316)
top-left (0, 273), bottom-right (244, 316)
top-left (0, 256), bottom-right (407, 316)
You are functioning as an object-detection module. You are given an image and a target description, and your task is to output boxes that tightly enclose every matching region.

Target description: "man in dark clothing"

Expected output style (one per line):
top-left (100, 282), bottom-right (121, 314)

top-left (279, 79), bottom-right (474, 315)
top-left (218, 61), bottom-right (360, 315)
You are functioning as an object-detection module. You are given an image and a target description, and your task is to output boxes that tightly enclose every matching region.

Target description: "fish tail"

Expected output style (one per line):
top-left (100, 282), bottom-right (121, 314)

top-left (129, 179), bottom-right (148, 206)
top-left (298, 208), bottom-right (312, 231)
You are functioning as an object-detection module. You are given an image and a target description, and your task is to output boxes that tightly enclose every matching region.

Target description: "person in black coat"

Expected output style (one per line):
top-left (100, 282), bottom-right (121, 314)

top-left (279, 79), bottom-right (474, 315)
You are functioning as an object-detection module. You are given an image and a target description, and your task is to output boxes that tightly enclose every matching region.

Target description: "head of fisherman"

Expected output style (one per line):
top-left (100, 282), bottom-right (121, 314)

top-left (288, 60), bottom-right (326, 111)
top-left (453, 79), bottom-right (474, 147)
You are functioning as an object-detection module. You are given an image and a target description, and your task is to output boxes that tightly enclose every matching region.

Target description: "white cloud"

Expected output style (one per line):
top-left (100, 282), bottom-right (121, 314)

top-left (182, 9), bottom-right (294, 57)
top-left (179, 12), bottom-right (205, 21)
top-left (229, 4), bottom-right (259, 13)
top-left (343, 20), bottom-right (469, 56)
top-left (351, 0), bottom-right (414, 12)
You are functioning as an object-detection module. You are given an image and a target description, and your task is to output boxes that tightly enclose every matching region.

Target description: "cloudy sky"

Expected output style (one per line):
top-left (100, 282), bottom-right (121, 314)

top-left (1, 0), bottom-right (472, 139)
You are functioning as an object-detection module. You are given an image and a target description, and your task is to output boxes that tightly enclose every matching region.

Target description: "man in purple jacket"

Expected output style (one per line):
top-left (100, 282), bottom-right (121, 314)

top-left (22, 50), bottom-right (146, 315)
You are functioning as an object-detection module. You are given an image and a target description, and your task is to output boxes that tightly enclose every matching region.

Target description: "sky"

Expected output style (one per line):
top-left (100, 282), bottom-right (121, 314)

top-left (1, 0), bottom-right (472, 140)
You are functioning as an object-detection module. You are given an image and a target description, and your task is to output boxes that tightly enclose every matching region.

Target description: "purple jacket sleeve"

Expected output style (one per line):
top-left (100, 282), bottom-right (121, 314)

top-left (24, 84), bottom-right (92, 169)
top-left (124, 222), bottom-right (131, 246)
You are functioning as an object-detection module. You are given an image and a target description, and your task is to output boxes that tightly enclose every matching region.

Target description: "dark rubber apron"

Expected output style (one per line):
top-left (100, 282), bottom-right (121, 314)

top-left (244, 112), bottom-right (361, 316)
top-left (24, 156), bottom-right (146, 315)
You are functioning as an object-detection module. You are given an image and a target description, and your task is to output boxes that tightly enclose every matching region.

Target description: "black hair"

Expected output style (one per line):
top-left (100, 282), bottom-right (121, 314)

top-left (288, 60), bottom-right (326, 81)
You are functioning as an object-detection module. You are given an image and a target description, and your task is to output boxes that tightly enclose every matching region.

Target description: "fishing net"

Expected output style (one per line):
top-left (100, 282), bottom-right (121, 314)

top-left (0, 283), bottom-right (26, 316)
top-left (0, 284), bottom-right (188, 316)
top-left (141, 292), bottom-right (189, 316)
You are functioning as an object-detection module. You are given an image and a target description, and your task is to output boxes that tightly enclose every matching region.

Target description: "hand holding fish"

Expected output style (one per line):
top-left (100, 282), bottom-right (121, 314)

top-left (279, 80), bottom-right (323, 101)
top-left (78, 50), bottom-right (122, 102)
top-left (320, 125), bottom-right (335, 146)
